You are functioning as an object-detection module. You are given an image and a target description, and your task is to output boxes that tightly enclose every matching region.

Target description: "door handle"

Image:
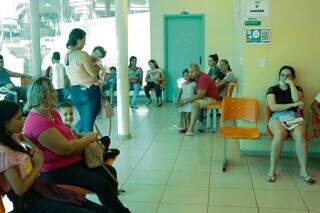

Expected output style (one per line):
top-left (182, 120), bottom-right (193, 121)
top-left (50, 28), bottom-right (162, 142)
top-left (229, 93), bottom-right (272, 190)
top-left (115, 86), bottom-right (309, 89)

top-left (199, 56), bottom-right (202, 64)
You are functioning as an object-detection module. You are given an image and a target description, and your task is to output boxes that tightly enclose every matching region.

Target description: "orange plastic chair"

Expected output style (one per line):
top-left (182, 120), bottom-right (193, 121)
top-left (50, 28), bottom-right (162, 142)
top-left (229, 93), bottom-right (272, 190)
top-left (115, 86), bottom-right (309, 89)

top-left (0, 195), bottom-right (5, 213)
top-left (312, 112), bottom-right (320, 139)
top-left (205, 82), bottom-right (236, 131)
top-left (219, 97), bottom-right (260, 171)
top-left (56, 185), bottom-right (91, 195)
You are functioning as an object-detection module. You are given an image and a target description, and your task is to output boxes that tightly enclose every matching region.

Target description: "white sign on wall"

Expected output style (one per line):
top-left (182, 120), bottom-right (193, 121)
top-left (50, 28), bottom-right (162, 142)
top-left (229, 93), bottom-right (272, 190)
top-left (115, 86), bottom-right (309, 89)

top-left (247, 0), bottom-right (269, 17)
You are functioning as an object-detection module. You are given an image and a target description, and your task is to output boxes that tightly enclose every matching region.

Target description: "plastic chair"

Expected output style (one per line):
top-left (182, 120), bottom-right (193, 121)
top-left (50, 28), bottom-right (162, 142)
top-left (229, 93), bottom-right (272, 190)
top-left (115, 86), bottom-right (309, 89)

top-left (312, 112), bottom-right (320, 139)
top-left (56, 185), bottom-right (91, 195)
top-left (205, 82), bottom-right (236, 131)
top-left (0, 195), bottom-right (5, 213)
top-left (219, 97), bottom-right (260, 171)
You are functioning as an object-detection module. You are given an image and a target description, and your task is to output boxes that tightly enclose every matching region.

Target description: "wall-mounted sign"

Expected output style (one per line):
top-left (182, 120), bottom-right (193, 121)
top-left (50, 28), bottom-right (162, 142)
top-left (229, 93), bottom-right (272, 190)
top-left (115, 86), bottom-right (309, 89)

top-left (245, 18), bottom-right (261, 26)
top-left (246, 28), bottom-right (271, 44)
top-left (247, 0), bottom-right (269, 17)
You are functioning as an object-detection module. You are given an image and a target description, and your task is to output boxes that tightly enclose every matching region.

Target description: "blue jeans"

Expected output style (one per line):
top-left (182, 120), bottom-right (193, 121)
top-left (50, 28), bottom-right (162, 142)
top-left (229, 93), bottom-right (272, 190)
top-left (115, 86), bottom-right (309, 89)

top-left (70, 85), bottom-right (101, 133)
top-left (129, 83), bottom-right (141, 106)
top-left (4, 86), bottom-right (27, 102)
top-left (56, 88), bottom-right (69, 103)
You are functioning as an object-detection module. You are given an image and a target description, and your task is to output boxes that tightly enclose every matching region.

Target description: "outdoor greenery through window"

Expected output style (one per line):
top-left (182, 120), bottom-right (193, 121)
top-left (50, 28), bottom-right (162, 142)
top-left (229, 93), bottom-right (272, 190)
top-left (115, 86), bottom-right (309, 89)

top-left (0, 0), bottom-right (150, 85)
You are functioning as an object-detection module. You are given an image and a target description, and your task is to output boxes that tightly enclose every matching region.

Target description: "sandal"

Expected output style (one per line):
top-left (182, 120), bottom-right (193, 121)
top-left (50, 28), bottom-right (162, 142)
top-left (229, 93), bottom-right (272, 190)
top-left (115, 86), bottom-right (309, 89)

top-left (185, 131), bottom-right (195, 136)
top-left (266, 174), bottom-right (276, 183)
top-left (179, 128), bottom-right (187, 133)
top-left (300, 176), bottom-right (316, 185)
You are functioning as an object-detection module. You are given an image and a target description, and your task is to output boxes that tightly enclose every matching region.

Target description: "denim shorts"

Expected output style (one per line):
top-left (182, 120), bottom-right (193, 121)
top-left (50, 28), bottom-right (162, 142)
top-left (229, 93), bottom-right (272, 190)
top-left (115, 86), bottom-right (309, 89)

top-left (270, 110), bottom-right (296, 121)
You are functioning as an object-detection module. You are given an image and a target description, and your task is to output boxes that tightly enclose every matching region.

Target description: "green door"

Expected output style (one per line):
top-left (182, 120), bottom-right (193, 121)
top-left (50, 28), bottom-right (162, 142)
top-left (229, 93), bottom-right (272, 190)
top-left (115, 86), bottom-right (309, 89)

top-left (164, 14), bottom-right (205, 102)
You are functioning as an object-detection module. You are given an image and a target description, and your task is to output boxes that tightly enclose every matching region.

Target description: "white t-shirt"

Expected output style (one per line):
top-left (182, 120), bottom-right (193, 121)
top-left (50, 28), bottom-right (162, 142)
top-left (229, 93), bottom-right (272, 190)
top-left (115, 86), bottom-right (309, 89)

top-left (51, 63), bottom-right (66, 90)
top-left (315, 93), bottom-right (320, 103)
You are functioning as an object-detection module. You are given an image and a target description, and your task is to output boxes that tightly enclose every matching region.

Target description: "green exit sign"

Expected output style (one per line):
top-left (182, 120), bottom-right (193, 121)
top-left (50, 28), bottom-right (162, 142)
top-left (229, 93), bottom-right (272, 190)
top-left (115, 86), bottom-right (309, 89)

top-left (245, 20), bottom-right (261, 26)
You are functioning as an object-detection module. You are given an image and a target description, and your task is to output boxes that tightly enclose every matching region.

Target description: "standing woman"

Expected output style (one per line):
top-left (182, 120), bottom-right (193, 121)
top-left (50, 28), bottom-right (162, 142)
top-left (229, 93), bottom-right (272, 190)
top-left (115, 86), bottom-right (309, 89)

top-left (65, 28), bottom-right (101, 133)
top-left (128, 56), bottom-right (143, 109)
top-left (144, 59), bottom-right (163, 107)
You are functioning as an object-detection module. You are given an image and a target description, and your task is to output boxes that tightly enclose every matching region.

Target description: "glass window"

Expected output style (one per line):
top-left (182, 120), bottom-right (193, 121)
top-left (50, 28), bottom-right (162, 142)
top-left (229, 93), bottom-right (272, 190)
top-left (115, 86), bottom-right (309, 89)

top-left (0, 0), bottom-right (150, 85)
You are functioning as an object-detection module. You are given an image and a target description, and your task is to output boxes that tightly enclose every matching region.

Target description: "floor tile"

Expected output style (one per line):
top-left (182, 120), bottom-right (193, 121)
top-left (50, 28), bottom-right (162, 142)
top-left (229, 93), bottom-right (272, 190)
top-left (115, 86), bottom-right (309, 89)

top-left (121, 201), bottom-right (158, 213)
top-left (209, 188), bottom-right (256, 207)
top-left (259, 208), bottom-right (308, 213)
top-left (168, 171), bottom-right (210, 187)
top-left (210, 173), bottom-right (252, 189)
top-left (255, 189), bottom-right (307, 209)
top-left (161, 186), bottom-right (208, 205)
top-left (126, 169), bottom-right (171, 185)
top-left (120, 184), bottom-right (165, 203)
top-left (157, 203), bottom-right (207, 213)
top-left (208, 206), bottom-right (258, 213)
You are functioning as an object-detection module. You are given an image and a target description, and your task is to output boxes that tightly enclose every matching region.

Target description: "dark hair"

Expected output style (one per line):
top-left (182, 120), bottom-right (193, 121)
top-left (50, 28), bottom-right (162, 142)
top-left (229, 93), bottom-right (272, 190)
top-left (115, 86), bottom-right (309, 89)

top-left (209, 54), bottom-right (219, 62)
top-left (110, 66), bottom-right (116, 71)
top-left (93, 46), bottom-right (107, 58)
top-left (148, 59), bottom-right (159, 69)
top-left (52, 52), bottom-right (61, 61)
top-left (56, 101), bottom-right (73, 111)
top-left (128, 56), bottom-right (137, 68)
top-left (66, 28), bottom-right (86, 49)
top-left (0, 101), bottom-right (30, 156)
top-left (182, 68), bottom-right (188, 76)
top-left (278, 65), bottom-right (296, 79)
top-left (0, 55), bottom-right (3, 60)
top-left (220, 59), bottom-right (232, 71)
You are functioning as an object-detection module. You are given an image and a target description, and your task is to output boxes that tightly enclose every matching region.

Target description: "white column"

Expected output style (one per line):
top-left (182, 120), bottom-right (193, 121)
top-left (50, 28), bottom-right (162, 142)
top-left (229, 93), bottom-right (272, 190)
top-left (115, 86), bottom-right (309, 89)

top-left (115, 0), bottom-right (131, 139)
top-left (29, 0), bottom-right (41, 76)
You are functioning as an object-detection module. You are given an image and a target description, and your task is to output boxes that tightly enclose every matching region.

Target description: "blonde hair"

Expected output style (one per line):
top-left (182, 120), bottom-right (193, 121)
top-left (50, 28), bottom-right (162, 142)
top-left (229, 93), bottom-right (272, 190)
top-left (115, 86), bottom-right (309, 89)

top-left (24, 77), bottom-right (55, 111)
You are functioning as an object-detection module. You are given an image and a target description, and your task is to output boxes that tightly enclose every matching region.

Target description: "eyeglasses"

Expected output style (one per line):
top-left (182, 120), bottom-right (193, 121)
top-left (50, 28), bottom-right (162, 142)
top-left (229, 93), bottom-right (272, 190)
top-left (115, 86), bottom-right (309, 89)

top-left (280, 74), bottom-right (292, 78)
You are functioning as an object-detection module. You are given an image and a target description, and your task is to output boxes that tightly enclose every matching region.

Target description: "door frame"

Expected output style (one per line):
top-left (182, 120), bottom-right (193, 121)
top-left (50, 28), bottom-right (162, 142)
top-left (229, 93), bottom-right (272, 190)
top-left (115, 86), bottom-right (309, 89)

top-left (163, 14), bottom-right (205, 101)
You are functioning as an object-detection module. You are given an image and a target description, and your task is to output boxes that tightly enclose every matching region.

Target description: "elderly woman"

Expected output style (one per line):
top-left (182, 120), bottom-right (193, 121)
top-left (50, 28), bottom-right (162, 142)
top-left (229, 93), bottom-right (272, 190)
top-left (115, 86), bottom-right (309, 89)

top-left (23, 78), bottom-right (130, 212)
top-left (266, 65), bottom-right (315, 184)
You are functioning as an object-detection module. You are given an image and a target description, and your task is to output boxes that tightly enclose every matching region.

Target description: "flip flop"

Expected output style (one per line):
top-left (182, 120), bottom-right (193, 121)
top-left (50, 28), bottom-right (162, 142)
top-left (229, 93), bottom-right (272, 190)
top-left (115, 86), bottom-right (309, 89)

top-left (301, 176), bottom-right (316, 185)
top-left (185, 131), bottom-right (195, 136)
top-left (266, 174), bottom-right (276, 183)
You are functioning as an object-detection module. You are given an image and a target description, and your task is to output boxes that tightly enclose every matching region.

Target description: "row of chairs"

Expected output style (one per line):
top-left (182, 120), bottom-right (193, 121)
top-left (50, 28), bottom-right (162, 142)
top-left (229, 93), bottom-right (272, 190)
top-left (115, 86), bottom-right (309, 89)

top-left (218, 97), bottom-right (320, 172)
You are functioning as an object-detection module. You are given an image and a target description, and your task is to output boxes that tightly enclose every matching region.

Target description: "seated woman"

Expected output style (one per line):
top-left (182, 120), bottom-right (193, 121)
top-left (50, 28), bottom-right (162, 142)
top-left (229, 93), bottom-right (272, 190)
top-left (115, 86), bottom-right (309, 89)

top-left (216, 59), bottom-right (236, 97)
top-left (23, 78), bottom-right (130, 212)
top-left (311, 92), bottom-right (320, 117)
top-left (102, 67), bottom-right (117, 107)
top-left (144, 59), bottom-right (163, 107)
top-left (128, 56), bottom-right (143, 109)
top-left (0, 100), bottom-right (106, 212)
top-left (266, 65), bottom-right (315, 184)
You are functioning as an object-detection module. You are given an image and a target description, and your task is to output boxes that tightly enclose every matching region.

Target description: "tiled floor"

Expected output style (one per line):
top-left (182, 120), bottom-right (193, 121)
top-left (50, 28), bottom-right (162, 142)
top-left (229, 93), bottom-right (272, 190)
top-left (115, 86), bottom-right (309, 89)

top-left (3, 103), bottom-right (320, 212)
top-left (94, 103), bottom-right (320, 213)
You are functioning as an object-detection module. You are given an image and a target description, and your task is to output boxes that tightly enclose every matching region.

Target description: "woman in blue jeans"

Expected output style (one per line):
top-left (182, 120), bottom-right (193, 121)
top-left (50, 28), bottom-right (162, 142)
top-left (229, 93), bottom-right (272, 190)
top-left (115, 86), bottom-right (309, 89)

top-left (65, 28), bottom-right (102, 133)
top-left (128, 56), bottom-right (143, 109)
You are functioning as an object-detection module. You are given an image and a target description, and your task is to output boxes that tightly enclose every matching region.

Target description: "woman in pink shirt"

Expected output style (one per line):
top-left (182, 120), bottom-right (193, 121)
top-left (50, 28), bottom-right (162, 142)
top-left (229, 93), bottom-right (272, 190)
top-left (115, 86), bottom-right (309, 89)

top-left (0, 100), bottom-right (106, 212)
top-left (23, 78), bottom-right (130, 212)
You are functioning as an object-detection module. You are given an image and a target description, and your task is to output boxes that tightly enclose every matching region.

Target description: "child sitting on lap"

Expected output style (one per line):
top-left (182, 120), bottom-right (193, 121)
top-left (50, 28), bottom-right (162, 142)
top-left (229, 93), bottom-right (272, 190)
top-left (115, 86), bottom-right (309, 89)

top-left (56, 101), bottom-right (120, 164)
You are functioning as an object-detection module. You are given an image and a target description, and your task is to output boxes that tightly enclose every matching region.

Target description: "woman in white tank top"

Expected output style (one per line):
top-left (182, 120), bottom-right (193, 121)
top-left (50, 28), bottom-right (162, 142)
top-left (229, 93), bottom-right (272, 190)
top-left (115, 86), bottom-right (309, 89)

top-left (65, 28), bottom-right (101, 133)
